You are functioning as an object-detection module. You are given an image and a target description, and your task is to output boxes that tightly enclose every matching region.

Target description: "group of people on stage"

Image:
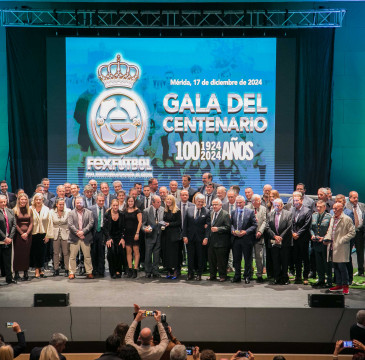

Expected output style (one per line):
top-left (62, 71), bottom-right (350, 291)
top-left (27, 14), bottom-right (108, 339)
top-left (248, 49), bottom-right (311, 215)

top-left (0, 175), bottom-right (363, 294)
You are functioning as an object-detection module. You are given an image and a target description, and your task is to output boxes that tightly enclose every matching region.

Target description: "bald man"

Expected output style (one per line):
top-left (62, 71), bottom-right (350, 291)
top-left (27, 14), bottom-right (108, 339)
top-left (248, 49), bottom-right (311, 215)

top-left (125, 310), bottom-right (168, 360)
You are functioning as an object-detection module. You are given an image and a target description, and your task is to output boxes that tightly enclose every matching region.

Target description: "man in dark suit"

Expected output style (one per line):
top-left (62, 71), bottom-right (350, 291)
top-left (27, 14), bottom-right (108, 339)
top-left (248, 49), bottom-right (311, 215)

top-left (208, 198), bottom-right (231, 281)
top-left (0, 322), bottom-right (26, 358)
top-left (231, 195), bottom-right (257, 284)
top-left (141, 185), bottom-right (153, 210)
top-left (50, 185), bottom-right (68, 208)
top-left (100, 182), bottom-right (116, 209)
top-left (65, 183), bottom-right (81, 210)
top-left (0, 180), bottom-right (16, 205)
top-left (41, 178), bottom-right (55, 201)
top-left (30, 184), bottom-right (52, 208)
top-left (82, 184), bottom-right (96, 209)
top-left (197, 173), bottom-right (220, 195)
top-left (204, 182), bottom-right (216, 211)
top-left (346, 191), bottom-right (365, 276)
top-left (142, 195), bottom-right (165, 278)
top-left (182, 194), bottom-right (211, 281)
top-left (181, 174), bottom-right (197, 202)
top-left (267, 198), bottom-right (293, 285)
top-left (89, 193), bottom-right (106, 277)
top-left (0, 194), bottom-right (17, 285)
top-left (291, 191), bottom-right (312, 284)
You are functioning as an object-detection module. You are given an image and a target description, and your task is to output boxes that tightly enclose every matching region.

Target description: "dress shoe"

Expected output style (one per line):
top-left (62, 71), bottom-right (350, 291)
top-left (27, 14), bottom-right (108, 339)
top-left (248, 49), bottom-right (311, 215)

top-left (269, 280), bottom-right (280, 285)
top-left (195, 275), bottom-right (202, 281)
top-left (294, 278), bottom-right (302, 284)
top-left (53, 269), bottom-right (60, 276)
top-left (86, 274), bottom-right (94, 279)
top-left (64, 270), bottom-right (69, 277)
top-left (7, 279), bottom-right (17, 285)
top-left (132, 269), bottom-right (138, 278)
top-left (152, 273), bottom-right (160, 278)
top-left (78, 267), bottom-right (85, 276)
top-left (219, 278), bottom-right (227, 282)
top-left (231, 277), bottom-right (241, 283)
top-left (312, 281), bottom-right (325, 288)
top-left (111, 274), bottom-right (117, 279)
top-left (244, 277), bottom-right (250, 284)
top-left (186, 274), bottom-right (194, 281)
top-left (207, 277), bottom-right (217, 281)
top-left (256, 276), bottom-right (264, 283)
top-left (68, 274), bottom-right (75, 279)
top-left (14, 272), bottom-right (20, 281)
top-left (40, 272), bottom-right (47, 278)
top-left (281, 280), bottom-right (290, 285)
top-left (145, 273), bottom-right (152, 278)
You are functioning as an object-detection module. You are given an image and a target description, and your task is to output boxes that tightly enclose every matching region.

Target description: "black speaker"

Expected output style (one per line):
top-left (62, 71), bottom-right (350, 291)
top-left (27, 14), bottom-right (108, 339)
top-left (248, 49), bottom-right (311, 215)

top-left (308, 294), bottom-right (344, 308)
top-left (34, 293), bottom-right (70, 307)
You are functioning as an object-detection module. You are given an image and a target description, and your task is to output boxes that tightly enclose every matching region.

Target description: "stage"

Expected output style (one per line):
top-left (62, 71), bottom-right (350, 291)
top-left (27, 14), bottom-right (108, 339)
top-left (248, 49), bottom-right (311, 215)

top-left (0, 269), bottom-right (363, 346)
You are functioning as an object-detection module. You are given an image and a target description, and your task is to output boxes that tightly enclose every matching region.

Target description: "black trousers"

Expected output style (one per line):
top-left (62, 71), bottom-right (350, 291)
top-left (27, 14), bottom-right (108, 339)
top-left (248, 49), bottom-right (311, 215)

top-left (187, 240), bottom-right (204, 276)
top-left (264, 234), bottom-right (274, 277)
top-left (309, 240), bottom-right (317, 275)
top-left (30, 233), bottom-right (46, 268)
top-left (232, 237), bottom-right (253, 279)
top-left (314, 244), bottom-right (332, 283)
top-left (208, 245), bottom-right (229, 278)
top-left (107, 241), bottom-right (126, 276)
top-left (0, 244), bottom-right (12, 283)
top-left (292, 238), bottom-right (310, 280)
top-left (354, 229), bottom-right (364, 274)
top-left (271, 245), bottom-right (290, 283)
top-left (91, 231), bottom-right (105, 275)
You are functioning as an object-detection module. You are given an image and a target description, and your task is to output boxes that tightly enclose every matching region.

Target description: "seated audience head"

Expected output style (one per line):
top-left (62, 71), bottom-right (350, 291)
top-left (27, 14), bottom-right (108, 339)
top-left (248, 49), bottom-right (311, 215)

top-left (0, 345), bottom-right (14, 360)
top-left (113, 323), bottom-right (129, 345)
top-left (105, 335), bottom-right (122, 353)
top-left (170, 345), bottom-right (187, 360)
top-left (39, 345), bottom-right (59, 360)
top-left (139, 327), bottom-right (152, 345)
top-left (49, 333), bottom-right (68, 353)
top-left (200, 350), bottom-right (216, 360)
top-left (118, 345), bottom-right (141, 360)
top-left (356, 310), bottom-right (365, 325)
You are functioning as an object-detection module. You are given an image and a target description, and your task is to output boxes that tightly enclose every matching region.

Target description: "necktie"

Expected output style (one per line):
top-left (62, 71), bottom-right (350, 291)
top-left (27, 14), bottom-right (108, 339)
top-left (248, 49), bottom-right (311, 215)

top-left (230, 204), bottom-right (233, 215)
top-left (155, 209), bottom-right (159, 223)
top-left (238, 209), bottom-right (243, 229)
top-left (105, 196), bottom-right (109, 208)
top-left (97, 207), bottom-right (102, 232)
top-left (195, 209), bottom-right (200, 219)
top-left (146, 197), bottom-right (149, 208)
top-left (354, 206), bottom-right (359, 228)
top-left (213, 212), bottom-right (217, 224)
top-left (206, 195), bottom-right (211, 207)
top-left (182, 203), bottom-right (186, 226)
top-left (3, 210), bottom-right (9, 235)
top-left (275, 213), bottom-right (280, 233)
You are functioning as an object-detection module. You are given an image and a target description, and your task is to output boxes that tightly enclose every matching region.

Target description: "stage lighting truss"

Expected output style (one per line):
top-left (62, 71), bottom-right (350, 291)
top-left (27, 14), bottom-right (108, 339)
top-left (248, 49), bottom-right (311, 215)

top-left (0, 9), bottom-right (345, 29)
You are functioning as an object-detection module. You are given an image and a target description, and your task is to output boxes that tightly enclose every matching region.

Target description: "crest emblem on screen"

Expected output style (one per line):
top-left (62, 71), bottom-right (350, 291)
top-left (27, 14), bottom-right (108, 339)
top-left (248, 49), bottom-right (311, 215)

top-left (89, 54), bottom-right (147, 155)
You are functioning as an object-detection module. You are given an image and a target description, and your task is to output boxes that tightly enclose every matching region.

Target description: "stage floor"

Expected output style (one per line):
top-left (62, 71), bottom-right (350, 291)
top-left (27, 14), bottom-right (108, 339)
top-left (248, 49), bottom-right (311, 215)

top-left (0, 268), bottom-right (364, 308)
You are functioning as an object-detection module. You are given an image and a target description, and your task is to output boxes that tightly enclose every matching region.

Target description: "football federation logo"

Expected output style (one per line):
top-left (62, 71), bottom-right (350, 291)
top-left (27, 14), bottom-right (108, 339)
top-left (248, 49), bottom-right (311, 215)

top-left (89, 54), bottom-right (147, 155)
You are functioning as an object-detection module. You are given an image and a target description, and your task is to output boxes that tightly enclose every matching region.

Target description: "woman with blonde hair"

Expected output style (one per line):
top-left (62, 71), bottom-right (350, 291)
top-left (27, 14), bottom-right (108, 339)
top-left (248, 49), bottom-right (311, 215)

top-left (30, 193), bottom-right (54, 278)
top-left (50, 198), bottom-right (71, 277)
top-left (39, 345), bottom-right (60, 360)
top-left (13, 193), bottom-right (33, 281)
top-left (161, 195), bottom-right (182, 279)
top-left (0, 345), bottom-right (14, 360)
top-left (268, 190), bottom-right (280, 213)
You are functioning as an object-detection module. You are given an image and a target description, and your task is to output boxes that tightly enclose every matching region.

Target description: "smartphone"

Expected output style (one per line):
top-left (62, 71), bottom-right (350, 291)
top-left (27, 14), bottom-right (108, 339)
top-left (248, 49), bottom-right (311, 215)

top-left (145, 311), bottom-right (155, 317)
top-left (186, 347), bottom-right (193, 355)
top-left (237, 352), bottom-right (249, 358)
top-left (343, 341), bottom-right (353, 348)
top-left (6, 322), bottom-right (13, 328)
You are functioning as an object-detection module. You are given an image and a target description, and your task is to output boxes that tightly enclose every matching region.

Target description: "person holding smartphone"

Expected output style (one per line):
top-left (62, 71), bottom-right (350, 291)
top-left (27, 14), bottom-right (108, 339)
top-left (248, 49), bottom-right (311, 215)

top-left (0, 322), bottom-right (25, 358)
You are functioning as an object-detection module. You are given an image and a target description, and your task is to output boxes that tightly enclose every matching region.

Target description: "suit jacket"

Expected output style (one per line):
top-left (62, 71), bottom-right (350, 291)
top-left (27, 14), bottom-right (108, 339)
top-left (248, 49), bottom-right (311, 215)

top-left (103, 193), bottom-right (117, 209)
top-left (2, 191), bottom-right (16, 204)
top-left (44, 191), bottom-right (55, 201)
top-left (204, 192), bottom-right (216, 210)
top-left (140, 195), bottom-right (153, 211)
top-left (82, 195), bottom-right (96, 209)
top-left (168, 189), bottom-right (181, 201)
top-left (223, 202), bottom-right (237, 216)
top-left (68, 208), bottom-right (94, 245)
top-left (209, 209), bottom-right (231, 248)
top-left (267, 209), bottom-right (293, 247)
top-left (182, 206), bottom-right (211, 242)
top-left (246, 203), bottom-right (267, 243)
top-left (178, 201), bottom-right (194, 230)
top-left (50, 208), bottom-right (71, 240)
top-left (230, 207), bottom-right (257, 243)
top-left (89, 204), bottom-right (107, 234)
top-left (142, 206), bottom-right (165, 244)
top-left (0, 207), bottom-right (16, 244)
top-left (324, 213), bottom-right (356, 263)
top-left (197, 182), bottom-right (220, 194)
top-left (291, 206), bottom-right (312, 241)
top-left (31, 205), bottom-right (54, 238)
top-left (180, 187), bottom-right (197, 202)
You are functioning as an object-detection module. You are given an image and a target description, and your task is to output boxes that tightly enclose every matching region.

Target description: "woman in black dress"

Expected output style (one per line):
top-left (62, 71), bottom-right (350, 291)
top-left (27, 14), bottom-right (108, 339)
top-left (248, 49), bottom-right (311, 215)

top-left (103, 199), bottom-right (126, 279)
top-left (123, 196), bottom-right (142, 278)
top-left (161, 195), bottom-right (182, 279)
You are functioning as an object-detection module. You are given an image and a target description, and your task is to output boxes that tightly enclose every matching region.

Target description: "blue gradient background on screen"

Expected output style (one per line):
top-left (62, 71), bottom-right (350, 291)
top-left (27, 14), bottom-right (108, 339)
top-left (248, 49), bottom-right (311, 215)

top-left (66, 38), bottom-right (276, 193)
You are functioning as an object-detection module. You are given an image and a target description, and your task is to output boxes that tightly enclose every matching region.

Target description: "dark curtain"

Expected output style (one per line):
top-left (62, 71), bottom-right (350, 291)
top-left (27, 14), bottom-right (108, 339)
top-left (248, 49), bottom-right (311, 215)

top-left (7, 28), bottom-right (48, 195)
top-left (295, 29), bottom-right (335, 193)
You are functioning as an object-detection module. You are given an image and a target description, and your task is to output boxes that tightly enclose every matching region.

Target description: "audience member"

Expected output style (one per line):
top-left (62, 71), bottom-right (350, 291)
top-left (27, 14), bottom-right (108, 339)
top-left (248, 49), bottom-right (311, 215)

top-left (351, 310), bottom-right (365, 345)
top-left (30, 333), bottom-right (68, 360)
top-left (0, 322), bottom-right (25, 358)
top-left (95, 335), bottom-right (122, 360)
top-left (39, 345), bottom-right (60, 360)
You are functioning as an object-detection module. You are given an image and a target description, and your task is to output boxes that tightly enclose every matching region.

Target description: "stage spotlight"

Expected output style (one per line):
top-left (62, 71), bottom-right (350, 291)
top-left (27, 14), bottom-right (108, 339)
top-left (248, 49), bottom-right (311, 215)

top-left (55, 30), bottom-right (58, 36)
top-left (180, 30), bottom-right (182, 37)
top-left (160, 31), bottom-right (162, 37)
top-left (264, 31), bottom-right (266, 36)
top-left (222, 31), bottom-right (224, 37)
top-left (118, 31), bottom-right (120, 37)
top-left (138, 31), bottom-right (141, 37)
top-left (201, 31), bottom-right (203, 37)
top-left (76, 30), bottom-right (79, 36)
